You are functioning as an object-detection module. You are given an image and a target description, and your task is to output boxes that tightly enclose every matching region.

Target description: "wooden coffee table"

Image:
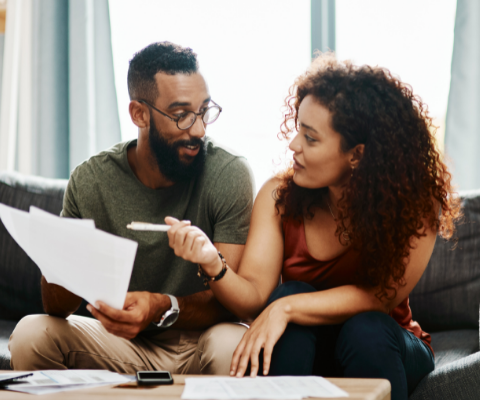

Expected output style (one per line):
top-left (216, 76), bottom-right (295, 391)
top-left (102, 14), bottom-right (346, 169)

top-left (0, 373), bottom-right (391, 400)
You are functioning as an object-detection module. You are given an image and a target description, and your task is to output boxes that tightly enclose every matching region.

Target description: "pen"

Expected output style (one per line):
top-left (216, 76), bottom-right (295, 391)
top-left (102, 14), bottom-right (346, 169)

top-left (126, 222), bottom-right (171, 232)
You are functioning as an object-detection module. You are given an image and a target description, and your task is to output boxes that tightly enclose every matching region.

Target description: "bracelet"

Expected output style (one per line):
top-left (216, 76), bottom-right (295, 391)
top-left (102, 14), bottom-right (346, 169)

top-left (197, 251), bottom-right (229, 286)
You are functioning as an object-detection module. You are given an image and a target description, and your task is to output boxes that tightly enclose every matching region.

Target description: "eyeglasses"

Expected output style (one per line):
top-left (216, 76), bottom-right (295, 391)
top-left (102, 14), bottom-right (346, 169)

top-left (138, 99), bottom-right (222, 130)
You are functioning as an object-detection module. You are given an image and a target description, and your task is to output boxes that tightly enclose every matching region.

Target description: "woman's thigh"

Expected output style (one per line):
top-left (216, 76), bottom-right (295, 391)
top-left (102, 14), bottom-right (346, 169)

top-left (335, 312), bottom-right (434, 400)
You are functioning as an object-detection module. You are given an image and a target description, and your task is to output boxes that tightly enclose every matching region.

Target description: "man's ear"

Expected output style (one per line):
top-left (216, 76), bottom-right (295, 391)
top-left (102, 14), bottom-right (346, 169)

top-left (129, 100), bottom-right (149, 129)
top-left (350, 144), bottom-right (365, 168)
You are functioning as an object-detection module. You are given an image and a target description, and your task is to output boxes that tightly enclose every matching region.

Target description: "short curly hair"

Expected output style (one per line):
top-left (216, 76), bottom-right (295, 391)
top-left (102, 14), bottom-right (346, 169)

top-left (275, 54), bottom-right (462, 300)
top-left (127, 41), bottom-right (199, 103)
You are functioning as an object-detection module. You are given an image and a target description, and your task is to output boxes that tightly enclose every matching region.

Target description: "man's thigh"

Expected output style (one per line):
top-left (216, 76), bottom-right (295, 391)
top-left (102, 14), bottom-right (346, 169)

top-left (9, 314), bottom-right (174, 373)
top-left (183, 322), bottom-right (247, 375)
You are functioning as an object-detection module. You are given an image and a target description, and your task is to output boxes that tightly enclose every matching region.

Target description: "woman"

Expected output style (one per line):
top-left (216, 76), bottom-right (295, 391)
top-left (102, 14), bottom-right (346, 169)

top-left (165, 54), bottom-right (461, 400)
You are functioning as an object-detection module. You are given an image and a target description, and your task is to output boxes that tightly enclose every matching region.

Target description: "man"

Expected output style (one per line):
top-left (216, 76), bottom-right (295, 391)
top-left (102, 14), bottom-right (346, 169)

top-left (9, 42), bottom-right (254, 375)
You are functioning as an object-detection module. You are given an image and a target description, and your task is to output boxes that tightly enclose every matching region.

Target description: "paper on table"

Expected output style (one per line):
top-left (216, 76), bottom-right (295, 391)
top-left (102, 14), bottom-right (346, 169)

top-left (181, 376), bottom-right (349, 399)
top-left (270, 377), bottom-right (349, 398)
top-left (3, 370), bottom-right (132, 395)
top-left (0, 203), bottom-right (138, 310)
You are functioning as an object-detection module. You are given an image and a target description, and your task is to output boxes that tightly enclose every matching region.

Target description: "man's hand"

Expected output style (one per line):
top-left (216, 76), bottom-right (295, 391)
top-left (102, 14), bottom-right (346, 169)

top-left (87, 291), bottom-right (171, 340)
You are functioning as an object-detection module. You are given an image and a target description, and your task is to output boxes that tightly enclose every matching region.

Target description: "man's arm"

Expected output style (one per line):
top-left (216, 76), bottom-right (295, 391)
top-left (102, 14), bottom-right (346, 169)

top-left (87, 242), bottom-right (245, 339)
top-left (173, 242), bottom-right (244, 329)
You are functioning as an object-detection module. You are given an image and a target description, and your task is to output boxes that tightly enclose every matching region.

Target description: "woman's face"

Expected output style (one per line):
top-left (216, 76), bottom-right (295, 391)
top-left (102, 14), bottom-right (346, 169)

top-left (289, 95), bottom-right (354, 189)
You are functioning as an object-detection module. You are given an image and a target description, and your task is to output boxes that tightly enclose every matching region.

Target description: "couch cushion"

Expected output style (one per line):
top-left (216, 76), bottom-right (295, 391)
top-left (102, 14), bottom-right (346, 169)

top-left (410, 190), bottom-right (480, 331)
top-left (0, 319), bottom-right (17, 370)
top-left (0, 171), bottom-right (67, 320)
top-left (410, 351), bottom-right (480, 400)
top-left (430, 329), bottom-right (479, 369)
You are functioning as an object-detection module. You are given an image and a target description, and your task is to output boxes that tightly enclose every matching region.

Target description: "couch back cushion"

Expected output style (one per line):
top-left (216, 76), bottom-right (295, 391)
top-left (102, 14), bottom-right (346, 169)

top-left (0, 171), bottom-right (67, 320)
top-left (410, 190), bottom-right (480, 332)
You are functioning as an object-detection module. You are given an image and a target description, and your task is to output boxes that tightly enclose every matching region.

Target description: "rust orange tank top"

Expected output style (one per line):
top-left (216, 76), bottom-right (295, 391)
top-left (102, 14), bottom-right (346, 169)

top-left (282, 218), bottom-right (433, 355)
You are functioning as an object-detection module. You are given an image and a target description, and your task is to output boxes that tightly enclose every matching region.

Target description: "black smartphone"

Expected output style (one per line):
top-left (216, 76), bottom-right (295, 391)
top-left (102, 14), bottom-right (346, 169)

top-left (136, 371), bottom-right (173, 386)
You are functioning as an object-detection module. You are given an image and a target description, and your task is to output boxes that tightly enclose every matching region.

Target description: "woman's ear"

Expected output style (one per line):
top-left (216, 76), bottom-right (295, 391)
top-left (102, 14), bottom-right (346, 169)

top-left (350, 144), bottom-right (365, 168)
top-left (129, 100), bottom-right (149, 129)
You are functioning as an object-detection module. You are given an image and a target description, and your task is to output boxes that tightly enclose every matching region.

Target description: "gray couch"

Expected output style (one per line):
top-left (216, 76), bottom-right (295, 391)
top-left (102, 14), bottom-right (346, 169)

top-left (0, 170), bottom-right (479, 399)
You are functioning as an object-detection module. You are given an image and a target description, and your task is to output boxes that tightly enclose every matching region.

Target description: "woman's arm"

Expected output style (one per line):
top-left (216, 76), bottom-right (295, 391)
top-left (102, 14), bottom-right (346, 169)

top-left (283, 219), bottom-right (438, 326)
top-left (166, 178), bottom-right (284, 321)
top-left (230, 218), bottom-right (438, 377)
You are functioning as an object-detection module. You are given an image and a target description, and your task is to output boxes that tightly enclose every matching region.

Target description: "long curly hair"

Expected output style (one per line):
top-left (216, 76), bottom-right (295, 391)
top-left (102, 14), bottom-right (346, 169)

top-left (275, 54), bottom-right (462, 300)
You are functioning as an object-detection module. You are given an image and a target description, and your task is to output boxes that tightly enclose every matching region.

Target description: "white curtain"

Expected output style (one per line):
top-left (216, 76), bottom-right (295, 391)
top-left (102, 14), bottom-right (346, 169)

top-left (0, 0), bottom-right (121, 179)
top-left (445, 0), bottom-right (480, 190)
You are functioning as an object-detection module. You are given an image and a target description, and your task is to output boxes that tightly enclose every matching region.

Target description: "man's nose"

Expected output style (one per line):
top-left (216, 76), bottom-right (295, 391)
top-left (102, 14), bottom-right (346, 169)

top-left (188, 115), bottom-right (206, 138)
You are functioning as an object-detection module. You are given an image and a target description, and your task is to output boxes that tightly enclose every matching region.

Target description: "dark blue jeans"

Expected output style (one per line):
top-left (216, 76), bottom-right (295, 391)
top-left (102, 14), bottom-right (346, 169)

top-left (266, 282), bottom-right (434, 400)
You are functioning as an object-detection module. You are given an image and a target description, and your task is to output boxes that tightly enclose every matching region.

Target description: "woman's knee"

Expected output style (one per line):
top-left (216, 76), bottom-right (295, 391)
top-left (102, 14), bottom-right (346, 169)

top-left (335, 312), bottom-right (402, 362)
top-left (267, 281), bottom-right (316, 305)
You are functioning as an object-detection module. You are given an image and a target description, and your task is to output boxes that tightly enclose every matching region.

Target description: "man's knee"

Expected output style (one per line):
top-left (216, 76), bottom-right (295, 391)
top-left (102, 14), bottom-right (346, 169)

top-left (9, 314), bottom-right (70, 370)
top-left (267, 281), bottom-right (316, 305)
top-left (197, 323), bottom-right (247, 375)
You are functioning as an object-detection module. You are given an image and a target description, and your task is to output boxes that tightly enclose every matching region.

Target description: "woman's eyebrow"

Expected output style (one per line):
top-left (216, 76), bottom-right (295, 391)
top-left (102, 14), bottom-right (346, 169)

top-left (300, 122), bottom-right (319, 134)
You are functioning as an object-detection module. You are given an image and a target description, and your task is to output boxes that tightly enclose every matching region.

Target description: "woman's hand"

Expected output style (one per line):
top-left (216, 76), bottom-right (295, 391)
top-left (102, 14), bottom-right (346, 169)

top-left (165, 217), bottom-right (220, 275)
top-left (230, 300), bottom-right (290, 377)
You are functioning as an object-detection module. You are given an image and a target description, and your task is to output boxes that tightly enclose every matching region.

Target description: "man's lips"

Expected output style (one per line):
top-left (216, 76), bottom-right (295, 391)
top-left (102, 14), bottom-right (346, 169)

top-left (180, 145), bottom-right (200, 157)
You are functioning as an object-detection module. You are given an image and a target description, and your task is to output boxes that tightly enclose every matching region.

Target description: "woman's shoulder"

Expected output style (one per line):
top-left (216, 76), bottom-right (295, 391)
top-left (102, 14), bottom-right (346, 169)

top-left (255, 177), bottom-right (283, 206)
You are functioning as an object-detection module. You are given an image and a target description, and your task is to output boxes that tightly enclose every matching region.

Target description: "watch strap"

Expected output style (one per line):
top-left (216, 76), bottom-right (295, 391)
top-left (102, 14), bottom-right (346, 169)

top-left (167, 294), bottom-right (179, 313)
top-left (154, 295), bottom-right (179, 327)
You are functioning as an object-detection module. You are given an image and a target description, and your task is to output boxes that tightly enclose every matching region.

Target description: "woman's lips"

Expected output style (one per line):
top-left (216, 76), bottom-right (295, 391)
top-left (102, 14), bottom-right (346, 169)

top-left (293, 158), bottom-right (305, 170)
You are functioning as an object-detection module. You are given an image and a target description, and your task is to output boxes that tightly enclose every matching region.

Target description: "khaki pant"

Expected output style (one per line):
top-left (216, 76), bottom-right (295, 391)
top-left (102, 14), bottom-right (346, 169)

top-left (8, 315), bottom-right (247, 375)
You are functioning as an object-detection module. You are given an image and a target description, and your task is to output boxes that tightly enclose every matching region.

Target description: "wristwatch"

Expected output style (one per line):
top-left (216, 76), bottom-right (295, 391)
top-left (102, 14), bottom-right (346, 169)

top-left (153, 295), bottom-right (179, 328)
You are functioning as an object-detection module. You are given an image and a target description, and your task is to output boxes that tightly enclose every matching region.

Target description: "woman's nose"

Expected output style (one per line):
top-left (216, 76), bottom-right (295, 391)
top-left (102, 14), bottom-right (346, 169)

top-left (289, 133), bottom-right (302, 153)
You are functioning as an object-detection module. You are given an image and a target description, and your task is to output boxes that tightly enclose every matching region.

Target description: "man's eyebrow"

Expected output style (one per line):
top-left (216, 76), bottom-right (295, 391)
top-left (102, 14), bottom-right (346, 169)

top-left (167, 97), bottom-right (211, 109)
top-left (300, 122), bottom-right (319, 134)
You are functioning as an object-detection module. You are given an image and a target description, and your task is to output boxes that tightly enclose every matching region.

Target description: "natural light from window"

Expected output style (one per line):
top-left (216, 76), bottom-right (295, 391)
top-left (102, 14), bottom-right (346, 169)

top-left (336, 0), bottom-right (456, 149)
top-left (109, 0), bottom-right (456, 190)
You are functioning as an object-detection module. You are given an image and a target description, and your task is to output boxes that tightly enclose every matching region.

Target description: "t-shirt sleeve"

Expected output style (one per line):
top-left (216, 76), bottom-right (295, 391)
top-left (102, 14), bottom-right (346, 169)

top-left (209, 157), bottom-right (255, 244)
top-left (60, 173), bottom-right (81, 219)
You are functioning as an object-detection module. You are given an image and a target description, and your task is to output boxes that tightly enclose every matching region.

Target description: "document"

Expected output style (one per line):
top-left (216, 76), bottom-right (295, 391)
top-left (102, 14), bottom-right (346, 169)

top-left (0, 203), bottom-right (138, 310)
top-left (3, 370), bottom-right (132, 395)
top-left (182, 376), bottom-right (349, 399)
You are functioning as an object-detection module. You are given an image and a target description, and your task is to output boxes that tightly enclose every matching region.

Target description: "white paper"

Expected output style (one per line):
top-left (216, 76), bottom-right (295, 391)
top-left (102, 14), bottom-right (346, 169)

top-left (182, 377), bottom-right (349, 399)
top-left (0, 203), bottom-right (138, 310)
top-left (4, 370), bottom-right (132, 395)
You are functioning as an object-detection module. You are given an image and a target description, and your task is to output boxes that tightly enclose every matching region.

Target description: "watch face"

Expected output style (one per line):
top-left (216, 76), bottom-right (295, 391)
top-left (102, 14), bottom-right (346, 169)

top-left (161, 310), bottom-right (179, 327)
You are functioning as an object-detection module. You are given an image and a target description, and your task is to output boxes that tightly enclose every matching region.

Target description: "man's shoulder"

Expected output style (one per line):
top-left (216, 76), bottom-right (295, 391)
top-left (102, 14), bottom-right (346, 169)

top-left (201, 138), bottom-right (255, 193)
top-left (204, 138), bottom-right (251, 177)
top-left (70, 140), bottom-right (133, 184)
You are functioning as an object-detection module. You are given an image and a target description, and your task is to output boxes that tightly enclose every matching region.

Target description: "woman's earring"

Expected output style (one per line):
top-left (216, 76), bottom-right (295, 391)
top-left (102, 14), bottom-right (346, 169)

top-left (351, 166), bottom-right (355, 177)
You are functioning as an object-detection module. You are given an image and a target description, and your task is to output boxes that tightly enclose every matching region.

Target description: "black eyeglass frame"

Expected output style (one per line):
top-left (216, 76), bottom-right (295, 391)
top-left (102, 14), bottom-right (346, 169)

top-left (138, 99), bottom-right (222, 130)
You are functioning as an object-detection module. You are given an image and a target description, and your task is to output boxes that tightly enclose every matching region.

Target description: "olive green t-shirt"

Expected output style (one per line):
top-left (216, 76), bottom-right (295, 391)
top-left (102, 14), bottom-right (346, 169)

top-left (61, 138), bottom-right (255, 301)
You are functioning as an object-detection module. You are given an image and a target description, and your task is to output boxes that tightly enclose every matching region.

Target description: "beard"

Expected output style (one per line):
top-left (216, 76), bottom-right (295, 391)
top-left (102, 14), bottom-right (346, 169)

top-left (148, 115), bottom-right (207, 183)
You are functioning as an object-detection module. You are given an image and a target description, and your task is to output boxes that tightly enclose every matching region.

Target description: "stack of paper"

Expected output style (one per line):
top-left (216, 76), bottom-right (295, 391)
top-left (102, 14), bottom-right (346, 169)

top-left (0, 203), bottom-right (138, 310)
top-left (182, 377), bottom-right (349, 399)
top-left (3, 370), bottom-right (133, 395)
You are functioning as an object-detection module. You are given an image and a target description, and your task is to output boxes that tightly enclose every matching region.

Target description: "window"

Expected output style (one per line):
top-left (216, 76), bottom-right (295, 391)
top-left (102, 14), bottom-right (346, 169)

top-left (336, 0), bottom-right (456, 149)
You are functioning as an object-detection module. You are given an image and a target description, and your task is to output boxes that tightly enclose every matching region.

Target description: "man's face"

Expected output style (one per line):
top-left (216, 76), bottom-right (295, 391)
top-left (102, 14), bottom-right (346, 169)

top-left (148, 72), bottom-right (210, 182)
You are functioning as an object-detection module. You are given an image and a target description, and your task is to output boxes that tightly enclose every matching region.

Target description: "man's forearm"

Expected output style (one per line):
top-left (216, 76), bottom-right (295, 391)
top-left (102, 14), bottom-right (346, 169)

top-left (41, 276), bottom-right (82, 318)
top-left (173, 289), bottom-right (236, 330)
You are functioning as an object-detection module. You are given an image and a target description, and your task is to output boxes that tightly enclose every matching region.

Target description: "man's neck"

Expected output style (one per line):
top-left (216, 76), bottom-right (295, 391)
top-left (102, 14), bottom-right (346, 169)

top-left (127, 140), bottom-right (175, 190)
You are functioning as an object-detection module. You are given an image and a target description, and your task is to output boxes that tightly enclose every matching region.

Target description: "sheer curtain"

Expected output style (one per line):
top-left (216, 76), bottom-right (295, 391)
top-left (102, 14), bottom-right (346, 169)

top-left (0, 0), bottom-right (121, 179)
top-left (445, 0), bottom-right (480, 190)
